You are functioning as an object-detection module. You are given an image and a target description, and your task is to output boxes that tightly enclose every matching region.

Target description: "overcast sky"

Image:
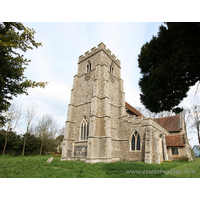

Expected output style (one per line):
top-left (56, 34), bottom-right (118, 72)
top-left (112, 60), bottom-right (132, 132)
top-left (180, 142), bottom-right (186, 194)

top-left (10, 22), bottom-right (199, 146)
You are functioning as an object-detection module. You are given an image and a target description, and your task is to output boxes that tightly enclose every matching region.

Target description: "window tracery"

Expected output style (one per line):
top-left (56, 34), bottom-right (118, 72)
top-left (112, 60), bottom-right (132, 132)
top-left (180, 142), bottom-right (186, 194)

top-left (131, 131), bottom-right (140, 151)
top-left (80, 116), bottom-right (89, 140)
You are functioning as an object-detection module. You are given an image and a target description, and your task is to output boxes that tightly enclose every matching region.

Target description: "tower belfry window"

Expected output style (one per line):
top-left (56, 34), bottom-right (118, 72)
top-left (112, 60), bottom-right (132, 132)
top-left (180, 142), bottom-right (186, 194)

top-left (87, 60), bottom-right (91, 72)
top-left (110, 66), bottom-right (114, 74)
top-left (110, 61), bottom-right (114, 74)
top-left (80, 116), bottom-right (89, 140)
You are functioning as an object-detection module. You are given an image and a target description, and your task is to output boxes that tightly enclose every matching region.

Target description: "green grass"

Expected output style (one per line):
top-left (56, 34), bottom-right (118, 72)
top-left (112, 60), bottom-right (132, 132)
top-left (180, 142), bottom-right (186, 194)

top-left (0, 155), bottom-right (199, 178)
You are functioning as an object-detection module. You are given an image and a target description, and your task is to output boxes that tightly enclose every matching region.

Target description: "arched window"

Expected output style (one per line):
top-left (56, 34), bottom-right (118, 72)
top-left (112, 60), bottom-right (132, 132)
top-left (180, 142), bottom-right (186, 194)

top-left (110, 66), bottom-right (114, 74)
top-left (131, 131), bottom-right (140, 151)
top-left (110, 61), bottom-right (114, 74)
top-left (80, 117), bottom-right (89, 140)
top-left (137, 134), bottom-right (140, 150)
top-left (131, 134), bottom-right (135, 150)
top-left (87, 60), bottom-right (91, 72)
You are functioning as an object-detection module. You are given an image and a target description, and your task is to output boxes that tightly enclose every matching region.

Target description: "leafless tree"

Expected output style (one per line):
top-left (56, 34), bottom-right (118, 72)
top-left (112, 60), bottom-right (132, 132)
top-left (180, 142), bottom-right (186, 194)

top-left (35, 114), bottom-right (58, 155)
top-left (57, 126), bottom-right (65, 137)
top-left (136, 107), bottom-right (175, 119)
top-left (182, 107), bottom-right (191, 128)
top-left (136, 107), bottom-right (157, 118)
top-left (157, 110), bottom-right (174, 118)
top-left (56, 127), bottom-right (65, 153)
top-left (22, 103), bottom-right (37, 156)
top-left (1, 102), bottom-right (22, 155)
top-left (188, 105), bottom-right (200, 144)
top-left (193, 81), bottom-right (200, 103)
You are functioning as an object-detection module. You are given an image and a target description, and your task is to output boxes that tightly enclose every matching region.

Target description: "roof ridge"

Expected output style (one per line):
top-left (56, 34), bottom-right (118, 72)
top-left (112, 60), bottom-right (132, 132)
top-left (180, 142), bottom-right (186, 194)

top-left (154, 115), bottom-right (181, 132)
top-left (154, 115), bottom-right (180, 120)
top-left (125, 102), bottom-right (143, 117)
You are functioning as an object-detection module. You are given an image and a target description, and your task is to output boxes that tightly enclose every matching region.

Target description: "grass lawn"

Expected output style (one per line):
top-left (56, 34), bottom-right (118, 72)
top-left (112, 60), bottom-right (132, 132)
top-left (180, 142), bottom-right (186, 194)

top-left (0, 155), bottom-right (199, 178)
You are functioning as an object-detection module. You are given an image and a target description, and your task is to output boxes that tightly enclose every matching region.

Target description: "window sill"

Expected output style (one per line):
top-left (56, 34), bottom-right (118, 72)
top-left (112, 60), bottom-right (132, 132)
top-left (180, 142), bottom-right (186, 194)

top-left (75, 140), bottom-right (88, 143)
top-left (130, 150), bottom-right (141, 152)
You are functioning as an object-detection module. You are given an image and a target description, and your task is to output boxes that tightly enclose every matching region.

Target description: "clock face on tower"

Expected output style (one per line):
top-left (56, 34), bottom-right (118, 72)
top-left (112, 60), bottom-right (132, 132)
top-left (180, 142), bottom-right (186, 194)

top-left (85, 72), bottom-right (91, 81)
top-left (110, 74), bottom-right (115, 83)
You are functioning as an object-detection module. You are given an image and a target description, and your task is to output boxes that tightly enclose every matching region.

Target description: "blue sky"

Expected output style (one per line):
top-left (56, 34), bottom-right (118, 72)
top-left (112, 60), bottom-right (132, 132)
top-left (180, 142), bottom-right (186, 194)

top-left (12, 22), bottom-right (199, 146)
top-left (13, 22), bottom-right (161, 124)
top-left (1, 0), bottom-right (200, 196)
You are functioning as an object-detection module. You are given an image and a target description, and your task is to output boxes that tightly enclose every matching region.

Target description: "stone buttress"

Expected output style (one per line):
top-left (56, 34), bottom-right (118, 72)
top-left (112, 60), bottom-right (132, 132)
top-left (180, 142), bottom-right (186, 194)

top-left (61, 42), bottom-right (173, 164)
top-left (61, 43), bottom-right (123, 163)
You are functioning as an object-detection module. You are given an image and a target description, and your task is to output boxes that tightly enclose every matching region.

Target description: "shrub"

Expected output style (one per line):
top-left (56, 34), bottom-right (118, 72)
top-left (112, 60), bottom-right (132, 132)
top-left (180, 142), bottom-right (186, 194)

top-left (173, 156), bottom-right (189, 161)
top-left (191, 149), bottom-right (196, 161)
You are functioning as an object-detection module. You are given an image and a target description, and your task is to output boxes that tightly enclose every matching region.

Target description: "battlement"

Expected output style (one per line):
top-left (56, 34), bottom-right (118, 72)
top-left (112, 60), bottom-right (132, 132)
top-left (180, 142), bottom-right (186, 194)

top-left (78, 42), bottom-right (121, 66)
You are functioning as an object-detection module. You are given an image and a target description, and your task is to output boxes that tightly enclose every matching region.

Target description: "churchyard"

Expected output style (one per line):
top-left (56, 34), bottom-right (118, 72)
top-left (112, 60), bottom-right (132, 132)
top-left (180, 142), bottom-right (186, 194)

top-left (0, 155), bottom-right (199, 178)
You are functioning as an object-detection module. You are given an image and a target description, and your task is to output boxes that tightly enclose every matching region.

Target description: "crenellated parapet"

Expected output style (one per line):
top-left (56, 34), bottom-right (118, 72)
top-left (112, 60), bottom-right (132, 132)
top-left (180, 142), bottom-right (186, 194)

top-left (142, 118), bottom-right (169, 135)
top-left (120, 115), bottom-right (169, 136)
top-left (78, 42), bottom-right (121, 67)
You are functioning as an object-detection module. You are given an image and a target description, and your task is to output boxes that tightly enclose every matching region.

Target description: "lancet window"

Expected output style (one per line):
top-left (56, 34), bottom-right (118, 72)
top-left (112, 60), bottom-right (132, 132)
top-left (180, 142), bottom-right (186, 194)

top-left (87, 60), bottom-right (91, 72)
top-left (110, 61), bottom-right (114, 74)
top-left (110, 66), bottom-right (114, 74)
top-left (131, 131), bottom-right (140, 151)
top-left (81, 116), bottom-right (89, 140)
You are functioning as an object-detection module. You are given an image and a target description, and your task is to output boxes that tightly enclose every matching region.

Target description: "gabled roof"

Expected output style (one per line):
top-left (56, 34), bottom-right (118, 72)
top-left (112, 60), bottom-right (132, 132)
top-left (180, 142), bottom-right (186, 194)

top-left (125, 102), bottom-right (143, 117)
top-left (193, 145), bottom-right (200, 150)
top-left (153, 115), bottom-right (181, 133)
top-left (165, 134), bottom-right (185, 147)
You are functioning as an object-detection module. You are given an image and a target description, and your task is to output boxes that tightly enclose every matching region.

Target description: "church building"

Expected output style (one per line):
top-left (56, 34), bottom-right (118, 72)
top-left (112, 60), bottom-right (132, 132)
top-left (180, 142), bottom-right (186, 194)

top-left (61, 42), bottom-right (192, 164)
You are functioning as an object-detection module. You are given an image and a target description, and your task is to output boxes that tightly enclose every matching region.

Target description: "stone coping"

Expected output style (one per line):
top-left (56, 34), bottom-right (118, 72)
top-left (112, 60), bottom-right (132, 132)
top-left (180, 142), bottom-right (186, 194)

top-left (78, 42), bottom-right (121, 68)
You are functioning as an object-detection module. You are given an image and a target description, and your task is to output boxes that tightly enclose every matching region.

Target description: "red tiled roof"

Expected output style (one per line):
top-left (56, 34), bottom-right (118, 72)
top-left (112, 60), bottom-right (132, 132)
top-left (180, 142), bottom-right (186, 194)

top-left (165, 134), bottom-right (185, 147)
top-left (153, 115), bottom-right (181, 132)
top-left (125, 102), bottom-right (143, 117)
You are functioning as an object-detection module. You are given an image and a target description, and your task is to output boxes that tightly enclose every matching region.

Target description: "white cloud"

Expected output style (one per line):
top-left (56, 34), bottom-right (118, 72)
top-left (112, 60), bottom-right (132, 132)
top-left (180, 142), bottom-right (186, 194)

top-left (179, 82), bottom-right (200, 109)
top-left (12, 22), bottom-right (198, 144)
top-left (13, 82), bottom-right (70, 128)
top-left (28, 82), bottom-right (70, 109)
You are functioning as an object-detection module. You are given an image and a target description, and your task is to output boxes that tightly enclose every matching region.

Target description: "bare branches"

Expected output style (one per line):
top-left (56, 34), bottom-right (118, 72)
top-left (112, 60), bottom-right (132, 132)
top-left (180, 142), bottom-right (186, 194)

top-left (136, 107), bottom-right (175, 119)
top-left (188, 105), bottom-right (200, 144)
top-left (24, 103), bottom-right (38, 133)
top-left (1, 102), bottom-right (22, 155)
top-left (22, 103), bottom-right (38, 156)
top-left (193, 81), bottom-right (200, 105)
top-left (35, 114), bottom-right (58, 155)
top-left (0, 101), bottom-right (62, 155)
top-left (3, 102), bottom-right (22, 132)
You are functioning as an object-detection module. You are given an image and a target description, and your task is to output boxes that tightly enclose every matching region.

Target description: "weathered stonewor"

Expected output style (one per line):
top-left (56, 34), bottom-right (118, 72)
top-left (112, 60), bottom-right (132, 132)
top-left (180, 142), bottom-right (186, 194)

top-left (78, 42), bottom-right (121, 68)
top-left (61, 42), bottom-right (192, 164)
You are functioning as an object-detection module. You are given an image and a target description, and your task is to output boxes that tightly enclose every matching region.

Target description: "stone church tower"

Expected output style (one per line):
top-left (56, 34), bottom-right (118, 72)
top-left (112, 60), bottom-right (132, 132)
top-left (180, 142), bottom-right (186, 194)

top-left (61, 42), bottom-right (192, 164)
top-left (61, 42), bottom-right (126, 163)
